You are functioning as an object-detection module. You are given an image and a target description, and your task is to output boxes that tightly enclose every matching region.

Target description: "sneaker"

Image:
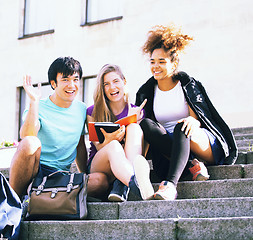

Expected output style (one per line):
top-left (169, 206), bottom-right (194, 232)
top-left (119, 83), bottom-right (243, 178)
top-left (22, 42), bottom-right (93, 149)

top-left (189, 159), bottom-right (210, 181)
top-left (132, 155), bottom-right (154, 200)
top-left (154, 181), bottom-right (177, 200)
top-left (108, 179), bottom-right (129, 202)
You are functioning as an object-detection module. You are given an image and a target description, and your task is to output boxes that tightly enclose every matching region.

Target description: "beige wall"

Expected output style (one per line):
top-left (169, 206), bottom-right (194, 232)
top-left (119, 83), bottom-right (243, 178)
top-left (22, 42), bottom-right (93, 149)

top-left (0, 0), bottom-right (253, 141)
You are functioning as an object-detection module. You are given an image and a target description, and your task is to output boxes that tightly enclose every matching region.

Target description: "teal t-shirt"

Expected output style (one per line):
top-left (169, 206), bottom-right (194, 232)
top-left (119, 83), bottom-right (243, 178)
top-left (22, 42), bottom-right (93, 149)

top-left (23, 97), bottom-right (86, 171)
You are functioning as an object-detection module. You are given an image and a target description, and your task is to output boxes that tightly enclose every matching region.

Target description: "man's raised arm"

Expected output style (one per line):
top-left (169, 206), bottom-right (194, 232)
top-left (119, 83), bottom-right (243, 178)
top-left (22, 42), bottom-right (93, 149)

top-left (20, 75), bottom-right (41, 138)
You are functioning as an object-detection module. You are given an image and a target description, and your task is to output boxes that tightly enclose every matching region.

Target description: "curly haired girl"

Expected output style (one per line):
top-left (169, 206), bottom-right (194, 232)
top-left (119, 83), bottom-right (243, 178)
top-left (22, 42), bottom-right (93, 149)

top-left (135, 24), bottom-right (237, 200)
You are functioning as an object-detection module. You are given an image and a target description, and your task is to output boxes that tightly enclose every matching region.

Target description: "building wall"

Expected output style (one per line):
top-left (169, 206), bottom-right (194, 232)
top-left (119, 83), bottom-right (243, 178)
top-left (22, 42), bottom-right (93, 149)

top-left (0, 0), bottom-right (253, 141)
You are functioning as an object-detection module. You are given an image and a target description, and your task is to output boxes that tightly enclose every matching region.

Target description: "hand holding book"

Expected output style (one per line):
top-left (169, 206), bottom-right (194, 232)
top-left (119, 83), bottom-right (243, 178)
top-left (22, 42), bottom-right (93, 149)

top-left (88, 114), bottom-right (137, 143)
top-left (99, 125), bottom-right (125, 144)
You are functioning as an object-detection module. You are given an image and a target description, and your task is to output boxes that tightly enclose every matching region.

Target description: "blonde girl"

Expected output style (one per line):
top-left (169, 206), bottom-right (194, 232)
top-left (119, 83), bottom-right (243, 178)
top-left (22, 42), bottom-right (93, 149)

top-left (87, 64), bottom-right (154, 201)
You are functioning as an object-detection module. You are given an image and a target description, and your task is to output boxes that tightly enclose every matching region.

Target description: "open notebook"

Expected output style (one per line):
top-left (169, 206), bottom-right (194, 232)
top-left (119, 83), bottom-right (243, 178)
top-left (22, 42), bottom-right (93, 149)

top-left (88, 114), bottom-right (137, 143)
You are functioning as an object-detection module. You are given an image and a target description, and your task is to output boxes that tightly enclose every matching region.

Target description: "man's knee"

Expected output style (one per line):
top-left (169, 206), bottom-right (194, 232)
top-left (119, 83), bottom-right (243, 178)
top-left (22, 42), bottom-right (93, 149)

top-left (87, 172), bottom-right (109, 197)
top-left (89, 172), bottom-right (109, 189)
top-left (18, 136), bottom-right (41, 155)
top-left (10, 136), bottom-right (41, 175)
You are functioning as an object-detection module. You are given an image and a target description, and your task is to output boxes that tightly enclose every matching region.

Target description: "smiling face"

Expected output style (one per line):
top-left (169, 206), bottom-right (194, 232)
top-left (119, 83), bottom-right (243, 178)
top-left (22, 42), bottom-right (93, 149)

top-left (50, 72), bottom-right (80, 108)
top-left (150, 48), bottom-right (177, 82)
top-left (103, 71), bottom-right (126, 103)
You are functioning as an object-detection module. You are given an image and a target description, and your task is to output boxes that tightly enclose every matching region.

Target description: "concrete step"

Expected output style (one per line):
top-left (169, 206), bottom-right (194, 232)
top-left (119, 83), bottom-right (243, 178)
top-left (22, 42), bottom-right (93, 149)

top-left (181, 163), bottom-right (253, 180)
top-left (207, 163), bottom-right (253, 179)
top-left (150, 161), bottom-right (253, 182)
top-left (234, 132), bottom-right (253, 141)
top-left (235, 139), bottom-right (253, 150)
top-left (176, 178), bottom-right (252, 199)
top-left (20, 216), bottom-right (253, 240)
top-left (128, 178), bottom-right (253, 200)
top-left (86, 197), bottom-right (253, 220)
top-left (166, 163), bottom-right (253, 182)
top-left (232, 127), bottom-right (253, 153)
top-left (238, 146), bottom-right (252, 153)
top-left (234, 131), bottom-right (253, 149)
top-left (235, 151), bottom-right (253, 164)
top-left (232, 126), bottom-right (253, 135)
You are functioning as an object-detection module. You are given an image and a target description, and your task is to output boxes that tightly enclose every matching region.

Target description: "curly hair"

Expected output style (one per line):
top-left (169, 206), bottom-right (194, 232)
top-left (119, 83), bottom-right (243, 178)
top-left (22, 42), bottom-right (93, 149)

top-left (142, 24), bottom-right (193, 62)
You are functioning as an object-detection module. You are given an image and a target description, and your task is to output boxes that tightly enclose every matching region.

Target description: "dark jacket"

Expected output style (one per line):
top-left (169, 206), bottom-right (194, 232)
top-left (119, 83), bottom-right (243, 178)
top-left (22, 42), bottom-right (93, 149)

top-left (135, 71), bottom-right (238, 165)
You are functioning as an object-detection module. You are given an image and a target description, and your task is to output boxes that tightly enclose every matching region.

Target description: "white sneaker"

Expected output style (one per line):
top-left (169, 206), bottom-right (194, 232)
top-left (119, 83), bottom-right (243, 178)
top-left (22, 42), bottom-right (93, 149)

top-left (133, 155), bottom-right (154, 200)
top-left (154, 181), bottom-right (177, 200)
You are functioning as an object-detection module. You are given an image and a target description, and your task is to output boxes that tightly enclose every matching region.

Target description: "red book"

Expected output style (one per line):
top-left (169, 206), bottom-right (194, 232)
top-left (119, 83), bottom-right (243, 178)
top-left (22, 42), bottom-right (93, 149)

top-left (88, 114), bottom-right (137, 142)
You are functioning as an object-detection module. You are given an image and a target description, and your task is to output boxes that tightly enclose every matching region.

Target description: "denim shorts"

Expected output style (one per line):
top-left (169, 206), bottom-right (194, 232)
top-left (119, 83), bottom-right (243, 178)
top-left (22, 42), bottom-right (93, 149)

top-left (36, 164), bottom-right (64, 178)
top-left (202, 128), bottom-right (225, 165)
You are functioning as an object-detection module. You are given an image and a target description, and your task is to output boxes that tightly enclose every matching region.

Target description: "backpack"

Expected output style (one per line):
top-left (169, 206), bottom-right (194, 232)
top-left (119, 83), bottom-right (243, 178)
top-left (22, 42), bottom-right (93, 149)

top-left (0, 172), bottom-right (22, 239)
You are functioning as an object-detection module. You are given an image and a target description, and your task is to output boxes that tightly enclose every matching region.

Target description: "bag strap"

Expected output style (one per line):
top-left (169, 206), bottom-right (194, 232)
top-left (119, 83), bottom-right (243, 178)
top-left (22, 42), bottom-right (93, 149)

top-left (47, 170), bottom-right (70, 177)
top-left (67, 173), bottom-right (75, 193)
top-left (36, 172), bottom-right (77, 195)
top-left (36, 176), bottom-right (47, 195)
top-left (47, 171), bottom-right (75, 193)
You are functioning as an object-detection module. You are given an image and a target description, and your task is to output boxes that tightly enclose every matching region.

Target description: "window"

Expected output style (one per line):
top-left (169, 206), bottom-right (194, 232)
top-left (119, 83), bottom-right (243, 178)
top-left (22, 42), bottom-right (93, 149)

top-left (83, 75), bottom-right (97, 109)
top-left (84, 0), bottom-right (123, 25)
top-left (18, 83), bottom-right (54, 139)
top-left (23, 0), bottom-right (54, 37)
top-left (82, 75), bottom-right (97, 135)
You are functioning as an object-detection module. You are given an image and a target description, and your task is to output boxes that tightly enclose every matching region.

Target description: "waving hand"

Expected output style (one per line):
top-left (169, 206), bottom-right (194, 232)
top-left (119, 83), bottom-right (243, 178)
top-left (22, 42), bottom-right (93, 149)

top-left (23, 75), bottom-right (42, 102)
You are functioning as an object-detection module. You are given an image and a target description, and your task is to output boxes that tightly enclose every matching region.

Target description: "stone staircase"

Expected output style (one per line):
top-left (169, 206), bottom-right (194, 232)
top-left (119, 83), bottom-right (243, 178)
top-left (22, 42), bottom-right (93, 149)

top-left (2, 127), bottom-right (253, 239)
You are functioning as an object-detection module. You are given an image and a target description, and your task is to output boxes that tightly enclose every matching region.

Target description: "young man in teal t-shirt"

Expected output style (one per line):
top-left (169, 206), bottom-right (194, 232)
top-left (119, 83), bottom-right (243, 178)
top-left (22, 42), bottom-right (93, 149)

top-left (9, 57), bottom-right (109, 199)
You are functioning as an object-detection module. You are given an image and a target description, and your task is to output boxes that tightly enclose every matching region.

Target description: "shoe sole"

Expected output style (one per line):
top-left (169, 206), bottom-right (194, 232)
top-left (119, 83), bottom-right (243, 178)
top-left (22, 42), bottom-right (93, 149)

top-left (190, 160), bottom-right (210, 181)
top-left (195, 162), bottom-right (209, 181)
top-left (154, 193), bottom-right (166, 200)
top-left (133, 156), bottom-right (154, 200)
top-left (108, 193), bottom-right (126, 202)
top-left (195, 174), bottom-right (209, 181)
top-left (154, 192), bottom-right (178, 200)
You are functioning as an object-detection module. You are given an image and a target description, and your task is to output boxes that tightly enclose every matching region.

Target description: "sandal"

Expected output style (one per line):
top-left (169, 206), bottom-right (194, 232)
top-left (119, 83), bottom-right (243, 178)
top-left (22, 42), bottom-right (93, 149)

top-left (189, 159), bottom-right (210, 181)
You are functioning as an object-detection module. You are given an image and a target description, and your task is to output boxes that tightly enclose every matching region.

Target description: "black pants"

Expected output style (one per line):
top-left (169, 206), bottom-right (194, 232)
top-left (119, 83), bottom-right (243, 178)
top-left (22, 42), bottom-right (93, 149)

top-left (140, 118), bottom-right (191, 185)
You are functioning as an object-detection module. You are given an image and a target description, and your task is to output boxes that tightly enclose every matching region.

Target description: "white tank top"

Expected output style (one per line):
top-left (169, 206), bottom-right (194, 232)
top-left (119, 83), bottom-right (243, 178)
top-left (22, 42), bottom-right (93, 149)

top-left (154, 81), bottom-right (189, 133)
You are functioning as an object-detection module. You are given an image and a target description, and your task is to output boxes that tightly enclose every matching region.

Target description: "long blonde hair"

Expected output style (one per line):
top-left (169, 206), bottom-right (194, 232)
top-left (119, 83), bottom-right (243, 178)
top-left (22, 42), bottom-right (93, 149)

top-left (92, 64), bottom-right (128, 122)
